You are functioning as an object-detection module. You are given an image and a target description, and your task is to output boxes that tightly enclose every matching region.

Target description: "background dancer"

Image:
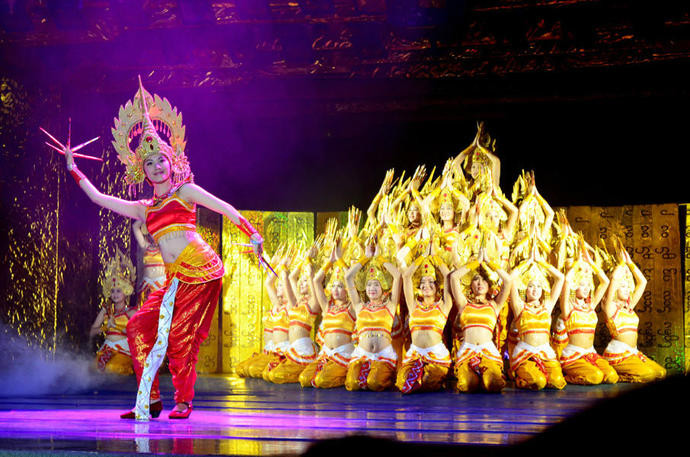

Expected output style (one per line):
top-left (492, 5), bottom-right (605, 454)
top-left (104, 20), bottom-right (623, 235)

top-left (89, 249), bottom-right (136, 375)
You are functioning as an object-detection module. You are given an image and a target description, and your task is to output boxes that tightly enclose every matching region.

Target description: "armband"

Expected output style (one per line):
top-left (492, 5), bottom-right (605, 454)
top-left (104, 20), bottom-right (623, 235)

top-left (237, 216), bottom-right (259, 238)
top-left (486, 260), bottom-right (501, 272)
top-left (69, 167), bottom-right (86, 185)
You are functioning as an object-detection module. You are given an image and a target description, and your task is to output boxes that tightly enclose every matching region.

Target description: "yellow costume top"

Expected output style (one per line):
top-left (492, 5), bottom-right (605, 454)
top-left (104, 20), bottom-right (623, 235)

top-left (409, 300), bottom-right (448, 336)
top-left (459, 302), bottom-right (497, 333)
top-left (441, 227), bottom-right (460, 252)
top-left (606, 307), bottom-right (639, 339)
top-left (356, 304), bottom-right (395, 337)
top-left (104, 311), bottom-right (129, 338)
top-left (143, 245), bottom-right (164, 269)
top-left (289, 300), bottom-right (319, 333)
top-left (272, 306), bottom-right (290, 335)
top-left (262, 308), bottom-right (274, 336)
top-left (321, 304), bottom-right (356, 337)
top-left (516, 307), bottom-right (550, 339)
top-left (565, 304), bottom-right (597, 336)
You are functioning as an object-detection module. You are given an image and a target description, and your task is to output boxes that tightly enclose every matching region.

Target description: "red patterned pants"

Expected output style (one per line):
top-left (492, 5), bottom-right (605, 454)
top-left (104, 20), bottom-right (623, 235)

top-left (126, 278), bottom-right (221, 404)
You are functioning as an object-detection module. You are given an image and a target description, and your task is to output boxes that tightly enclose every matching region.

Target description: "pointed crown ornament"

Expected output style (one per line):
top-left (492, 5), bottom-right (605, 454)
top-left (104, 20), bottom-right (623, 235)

top-left (111, 76), bottom-right (192, 192)
top-left (355, 257), bottom-right (393, 292)
top-left (475, 192), bottom-right (508, 227)
top-left (568, 259), bottom-right (595, 298)
top-left (325, 263), bottom-right (348, 298)
top-left (101, 248), bottom-right (136, 299)
top-left (432, 184), bottom-right (470, 217)
top-left (412, 255), bottom-right (446, 299)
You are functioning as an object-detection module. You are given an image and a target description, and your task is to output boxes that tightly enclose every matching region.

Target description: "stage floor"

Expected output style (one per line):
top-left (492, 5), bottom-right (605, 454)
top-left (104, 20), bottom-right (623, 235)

top-left (0, 374), bottom-right (637, 456)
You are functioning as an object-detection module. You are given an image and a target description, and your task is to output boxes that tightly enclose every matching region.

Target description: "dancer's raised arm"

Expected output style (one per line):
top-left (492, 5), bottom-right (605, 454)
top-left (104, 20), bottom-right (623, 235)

top-left (178, 183), bottom-right (263, 255)
top-left (63, 145), bottom-right (145, 220)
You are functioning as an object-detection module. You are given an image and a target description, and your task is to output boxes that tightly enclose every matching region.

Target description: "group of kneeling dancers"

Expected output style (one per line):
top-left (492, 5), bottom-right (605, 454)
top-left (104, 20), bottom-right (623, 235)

top-left (237, 126), bottom-right (666, 393)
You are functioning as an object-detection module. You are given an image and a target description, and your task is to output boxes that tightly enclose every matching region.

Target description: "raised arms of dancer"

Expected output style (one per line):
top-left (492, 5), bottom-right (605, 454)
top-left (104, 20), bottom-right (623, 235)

top-left (382, 261), bottom-right (402, 316)
top-left (493, 186), bottom-right (518, 239)
top-left (561, 252), bottom-right (609, 318)
top-left (265, 251), bottom-right (285, 309)
top-left (389, 166), bottom-right (426, 218)
top-left (402, 255), bottom-right (452, 316)
top-left (510, 255), bottom-right (564, 317)
top-left (603, 248), bottom-right (645, 315)
top-left (288, 247), bottom-right (319, 313)
top-left (302, 245), bottom-right (323, 314)
top-left (366, 169), bottom-right (394, 226)
top-left (402, 263), bottom-right (419, 315)
top-left (450, 248), bottom-right (511, 314)
top-left (280, 257), bottom-right (298, 310)
top-left (313, 250), bottom-right (333, 314)
top-left (528, 181), bottom-right (554, 240)
top-left (452, 124), bottom-right (501, 188)
top-left (345, 238), bottom-right (378, 315)
top-left (313, 243), bottom-right (348, 313)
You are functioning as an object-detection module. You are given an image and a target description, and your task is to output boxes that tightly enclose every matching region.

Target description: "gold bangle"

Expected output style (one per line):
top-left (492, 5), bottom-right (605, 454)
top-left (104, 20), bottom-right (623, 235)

top-left (357, 255), bottom-right (370, 267)
top-left (335, 258), bottom-right (348, 270)
top-left (466, 260), bottom-right (480, 271)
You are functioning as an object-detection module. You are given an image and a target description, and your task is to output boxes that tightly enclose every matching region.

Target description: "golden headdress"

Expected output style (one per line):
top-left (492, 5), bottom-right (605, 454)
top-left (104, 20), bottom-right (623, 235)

top-left (341, 207), bottom-right (363, 264)
top-left (293, 239), bottom-right (317, 291)
top-left (513, 260), bottom-right (552, 301)
top-left (430, 175), bottom-right (470, 218)
top-left (475, 191), bottom-right (508, 229)
top-left (111, 77), bottom-right (191, 190)
top-left (412, 255), bottom-right (445, 299)
top-left (355, 257), bottom-right (393, 293)
top-left (458, 260), bottom-right (502, 301)
top-left (568, 258), bottom-right (595, 297)
top-left (101, 248), bottom-right (136, 299)
top-left (552, 210), bottom-right (579, 270)
top-left (325, 261), bottom-right (348, 298)
top-left (601, 236), bottom-right (635, 293)
top-left (460, 122), bottom-right (495, 171)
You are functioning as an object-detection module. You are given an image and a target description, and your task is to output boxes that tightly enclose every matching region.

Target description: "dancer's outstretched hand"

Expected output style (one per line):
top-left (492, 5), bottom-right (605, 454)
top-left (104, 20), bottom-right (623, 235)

top-left (64, 145), bottom-right (75, 170)
top-left (250, 233), bottom-right (264, 259)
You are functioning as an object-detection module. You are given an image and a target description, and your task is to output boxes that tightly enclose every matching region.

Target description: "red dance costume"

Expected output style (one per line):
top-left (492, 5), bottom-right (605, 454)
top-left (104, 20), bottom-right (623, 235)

top-left (126, 190), bottom-right (224, 405)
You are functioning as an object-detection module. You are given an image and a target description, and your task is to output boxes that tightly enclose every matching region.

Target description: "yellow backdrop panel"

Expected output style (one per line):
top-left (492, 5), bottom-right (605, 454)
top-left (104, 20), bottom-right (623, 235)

top-left (566, 204), bottom-right (684, 374)
top-left (221, 211), bottom-right (314, 374)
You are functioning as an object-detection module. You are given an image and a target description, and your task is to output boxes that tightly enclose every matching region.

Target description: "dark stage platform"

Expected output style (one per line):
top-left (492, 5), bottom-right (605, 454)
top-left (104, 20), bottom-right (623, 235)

top-left (0, 375), bottom-right (638, 456)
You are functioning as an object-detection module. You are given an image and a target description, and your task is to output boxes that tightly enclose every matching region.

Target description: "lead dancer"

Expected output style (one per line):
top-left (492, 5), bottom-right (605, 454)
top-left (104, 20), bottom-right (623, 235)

top-left (48, 78), bottom-right (263, 420)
